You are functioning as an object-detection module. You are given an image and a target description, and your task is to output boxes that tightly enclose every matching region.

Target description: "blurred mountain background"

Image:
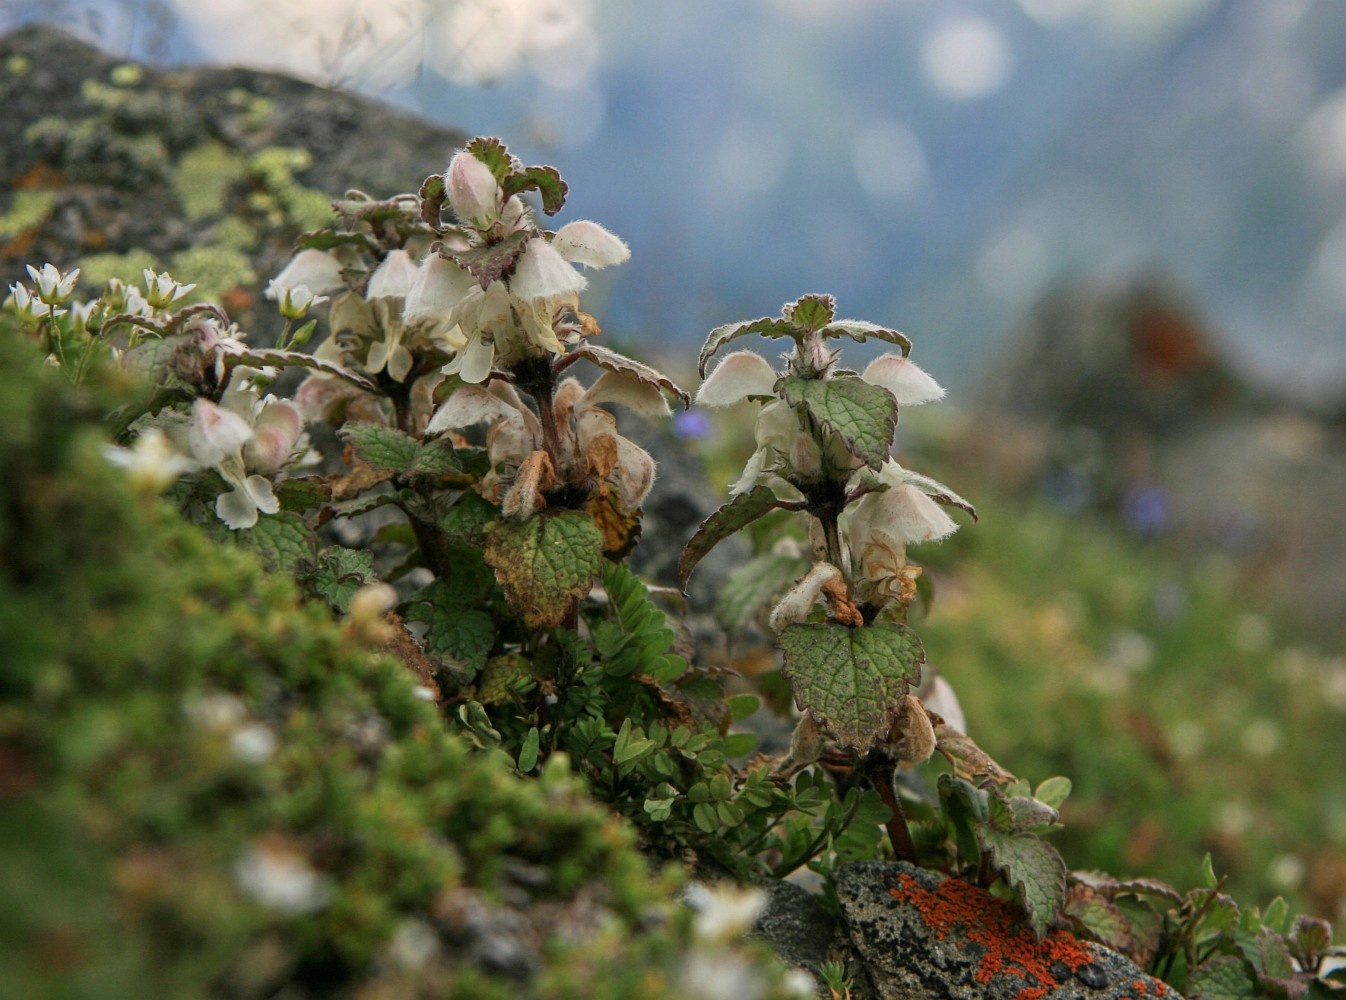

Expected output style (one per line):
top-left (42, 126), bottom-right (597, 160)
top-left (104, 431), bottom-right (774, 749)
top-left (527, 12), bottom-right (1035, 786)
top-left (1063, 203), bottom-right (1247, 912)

top-left (7, 0), bottom-right (1346, 401)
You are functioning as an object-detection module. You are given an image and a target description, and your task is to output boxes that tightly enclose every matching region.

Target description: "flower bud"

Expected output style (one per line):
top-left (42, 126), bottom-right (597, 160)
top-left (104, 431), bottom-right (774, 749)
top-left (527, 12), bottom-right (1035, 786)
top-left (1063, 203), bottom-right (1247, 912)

top-left (446, 151), bottom-right (503, 228)
top-left (269, 249), bottom-right (344, 298)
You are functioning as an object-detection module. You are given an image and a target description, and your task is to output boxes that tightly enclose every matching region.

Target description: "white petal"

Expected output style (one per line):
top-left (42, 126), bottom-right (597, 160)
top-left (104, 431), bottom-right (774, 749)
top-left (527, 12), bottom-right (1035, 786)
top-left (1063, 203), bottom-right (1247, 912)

top-left (509, 238), bottom-right (586, 302)
top-left (552, 220), bottom-right (630, 268)
top-left (457, 332), bottom-right (496, 384)
top-left (875, 484), bottom-right (958, 545)
top-left (581, 371), bottom-right (671, 418)
top-left (216, 488), bottom-right (260, 530)
top-left (427, 384), bottom-right (519, 433)
top-left (696, 351), bottom-right (778, 407)
top-left (729, 447), bottom-right (769, 496)
top-left (190, 400), bottom-right (253, 468)
top-left (366, 249), bottom-right (418, 300)
top-left (245, 400), bottom-right (303, 473)
top-left (388, 344), bottom-right (414, 383)
top-left (366, 339), bottom-right (390, 375)
top-left (270, 249), bottom-right (344, 297)
top-left (613, 435), bottom-right (657, 509)
top-left (405, 254), bottom-right (475, 323)
top-left (861, 354), bottom-right (945, 406)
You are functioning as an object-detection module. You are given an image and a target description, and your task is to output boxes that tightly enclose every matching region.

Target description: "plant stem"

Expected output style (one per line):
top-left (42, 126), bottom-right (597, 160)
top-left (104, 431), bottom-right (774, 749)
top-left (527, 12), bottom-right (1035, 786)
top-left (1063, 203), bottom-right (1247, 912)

top-left (869, 759), bottom-right (918, 864)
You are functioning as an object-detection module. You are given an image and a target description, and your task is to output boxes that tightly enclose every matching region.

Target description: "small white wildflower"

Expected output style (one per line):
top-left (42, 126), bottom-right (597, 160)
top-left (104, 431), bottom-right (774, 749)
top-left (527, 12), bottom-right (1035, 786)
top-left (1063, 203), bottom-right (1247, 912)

top-left (229, 723), bottom-right (277, 764)
top-left (269, 249), bottom-right (345, 297)
top-left (266, 280), bottom-right (328, 321)
top-left (781, 968), bottom-right (820, 998)
top-left (142, 268), bottom-right (196, 309)
top-left (103, 427), bottom-right (199, 494)
top-left (412, 686), bottom-right (436, 702)
top-left (510, 237), bottom-right (587, 303)
top-left (9, 282), bottom-right (63, 320)
top-left (26, 263), bottom-right (80, 305)
top-left (233, 840), bottom-right (331, 915)
top-left (551, 219), bottom-right (630, 268)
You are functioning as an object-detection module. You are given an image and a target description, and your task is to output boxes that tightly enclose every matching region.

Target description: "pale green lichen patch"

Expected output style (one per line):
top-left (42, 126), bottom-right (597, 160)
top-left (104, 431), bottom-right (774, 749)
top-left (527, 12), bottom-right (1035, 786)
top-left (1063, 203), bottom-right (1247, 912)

top-left (0, 189), bottom-right (55, 240)
top-left (175, 141), bottom-right (248, 220)
top-left (168, 245), bottom-right (255, 302)
top-left (77, 249), bottom-right (160, 288)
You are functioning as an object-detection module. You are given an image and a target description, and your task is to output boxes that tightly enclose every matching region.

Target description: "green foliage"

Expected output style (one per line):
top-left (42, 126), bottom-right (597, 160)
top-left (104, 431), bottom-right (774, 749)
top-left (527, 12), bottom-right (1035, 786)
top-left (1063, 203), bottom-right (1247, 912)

top-left (679, 484), bottom-right (795, 590)
top-left (776, 373), bottom-right (897, 470)
top-left (484, 511), bottom-right (605, 629)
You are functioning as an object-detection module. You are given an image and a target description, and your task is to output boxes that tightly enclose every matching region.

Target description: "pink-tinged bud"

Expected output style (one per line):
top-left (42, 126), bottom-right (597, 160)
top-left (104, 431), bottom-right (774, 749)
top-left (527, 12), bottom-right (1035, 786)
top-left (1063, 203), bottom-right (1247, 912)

top-left (552, 220), bottom-right (630, 268)
top-left (860, 353), bottom-right (945, 406)
top-left (245, 400), bottom-right (303, 473)
top-left (446, 151), bottom-right (503, 227)
top-left (190, 399), bottom-right (252, 468)
top-left (695, 351), bottom-right (778, 407)
top-left (366, 249), bottom-right (418, 300)
top-left (509, 238), bottom-right (586, 302)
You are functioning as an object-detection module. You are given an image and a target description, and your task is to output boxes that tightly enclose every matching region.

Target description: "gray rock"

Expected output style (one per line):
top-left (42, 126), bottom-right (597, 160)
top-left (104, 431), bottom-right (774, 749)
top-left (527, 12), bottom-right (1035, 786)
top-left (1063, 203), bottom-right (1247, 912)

top-left (751, 877), bottom-right (840, 972)
top-left (832, 861), bottom-right (1179, 1000)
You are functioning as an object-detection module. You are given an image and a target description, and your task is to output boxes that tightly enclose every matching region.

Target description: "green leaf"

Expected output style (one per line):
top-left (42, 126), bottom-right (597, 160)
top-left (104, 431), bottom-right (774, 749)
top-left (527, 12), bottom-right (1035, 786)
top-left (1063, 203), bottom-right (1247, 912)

top-left (1203, 852), bottom-right (1219, 891)
top-left (692, 802), bottom-right (719, 834)
top-left (407, 577), bottom-right (496, 679)
top-left (273, 475), bottom-right (331, 513)
top-left (977, 827), bottom-right (1068, 939)
top-left (1262, 898), bottom-right (1290, 936)
top-left (822, 319), bottom-right (912, 355)
top-left (306, 545), bottom-right (376, 613)
top-left (230, 512), bottom-right (317, 575)
top-left (1063, 889), bottom-right (1134, 954)
top-left (340, 422), bottom-right (420, 472)
top-left (517, 727), bottom-right (540, 772)
top-left (466, 136), bottom-right (517, 184)
top-left (410, 438), bottom-right (488, 479)
top-left (569, 343), bottom-right (691, 409)
top-left (786, 293), bottom-right (836, 332)
top-left (721, 732), bottom-right (758, 757)
top-left (698, 314), bottom-right (806, 378)
top-left (778, 622), bottom-right (924, 747)
top-left (776, 374), bottom-right (897, 470)
top-left (445, 230), bottom-right (529, 289)
top-left (438, 491), bottom-right (497, 545)
top-left (1034, 776), bottom-right (1072, 810)
top-left (294, 229), bottom-right (377, 254)
top-left (419, 173), bottom-right (446, 228)
top-left (503, 164), bottom-right (569, 215)
top-left (726, 694), bottom-right (761, 723)
top-left (1187, 955), bottom-right (1260, 1000)
top-left (224, 348), bottom-right (375, 393)
top-left (484, 511), bottom-right (603, 628)
top-left (679, 485), bottom-right (793, 591)
top-left (326, 490), bottom-right (407, 521)
top-left (715, 550), bottom-right (810, 633)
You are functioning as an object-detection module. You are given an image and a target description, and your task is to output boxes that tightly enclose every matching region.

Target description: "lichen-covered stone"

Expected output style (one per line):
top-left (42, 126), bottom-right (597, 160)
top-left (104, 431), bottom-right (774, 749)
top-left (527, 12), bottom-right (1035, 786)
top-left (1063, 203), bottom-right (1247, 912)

top-left (833, 861), bottom-right (1179, 1000)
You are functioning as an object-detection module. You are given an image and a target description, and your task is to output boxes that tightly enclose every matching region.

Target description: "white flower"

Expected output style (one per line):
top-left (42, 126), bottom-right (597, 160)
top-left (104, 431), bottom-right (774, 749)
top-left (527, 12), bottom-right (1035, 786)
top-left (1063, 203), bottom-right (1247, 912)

top-left (696, 351), bottom-right (778, 407)
top-left (233, 839), bottom-right (331, 915)
top-left (142, 268), bottom-right (196, 309)
top-left (446, 150), bottom-right (503, 228)
top-left (769, 562), bottom-right (842, 633)
top-left (510, 237), bottom-right (587, 303)
top-left (551, 220), bottom-right (630, 268)
top-left (860, 353), bottom-right (945, 406)
top-left (269, 249), bottom-right (345, 297)
top-left (8, 282), bottom-right (62, 320)
top-left (266, 280), bottom-right (328, 321)
top-left (404, 252), bottom-right (475, 328)
top-left (847, 460), bottom-right (959, 562)
top-left (365, 249), bottom-right (418, 300)
top-left (189, 386), bottom-right (304, 530)
top-left (26, 263), bottom-right (80, 305)
top-left (104, 428), bottom-right (199, 494)
top-left (685, 882), bottom-right (767, 942)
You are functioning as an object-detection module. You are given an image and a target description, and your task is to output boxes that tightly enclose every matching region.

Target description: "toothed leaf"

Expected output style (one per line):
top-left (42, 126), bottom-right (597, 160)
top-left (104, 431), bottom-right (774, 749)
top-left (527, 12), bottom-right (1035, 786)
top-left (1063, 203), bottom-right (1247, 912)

top-left (777, 374), bottom-right (897, 469)
top-left (678, 485), bottom-right (792, 590)
top-left (484, 511), bottom-right (603, 628)
top-left (977, 827), bottom-right (1068, 940)
top-left (698, 315), bottom-right (805, 378)
top-left (571, 343), bottom-right (690, 408)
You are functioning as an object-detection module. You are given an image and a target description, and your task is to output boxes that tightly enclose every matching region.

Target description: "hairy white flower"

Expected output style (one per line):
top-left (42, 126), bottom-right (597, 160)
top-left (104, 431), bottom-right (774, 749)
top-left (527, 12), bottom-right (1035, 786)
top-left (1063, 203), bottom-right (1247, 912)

top-left (266, 280), bottom-right (328, 321)
top-left (446, 150), bottom-right (503, 228)
top-left (366, 249), bottom-right (418, 300)
top-left (769, 562), bottom-right (842, 633)
top-left (551, 220), bottom-right (630, 268)
top-left (510, 237), bottom-right (587, 303)
top-left (142, 268), bottom-right (196, 309)
top-left (860, 353), bottom-right (945, 406)
top-left (269, 249), bottom-right (344, 297)
top-left (26, 263), bottom-right (80, 305)
top-left (404, 253), bottom-right (475, 328)
top-left (696, 351), bottom-right (778, 407)
top-left (685, 882), bottom-right (767, 942)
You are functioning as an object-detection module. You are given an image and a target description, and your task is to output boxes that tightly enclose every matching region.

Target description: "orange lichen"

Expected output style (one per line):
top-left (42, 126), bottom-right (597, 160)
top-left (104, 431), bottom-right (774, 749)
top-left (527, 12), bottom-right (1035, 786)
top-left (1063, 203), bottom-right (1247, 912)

top-left (887, 872), bottom-right (1175, 1000)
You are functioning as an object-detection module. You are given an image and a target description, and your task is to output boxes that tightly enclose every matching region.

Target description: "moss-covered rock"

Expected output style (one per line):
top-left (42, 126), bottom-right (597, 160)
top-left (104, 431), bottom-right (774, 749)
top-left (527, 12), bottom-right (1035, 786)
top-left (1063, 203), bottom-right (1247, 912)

top-left (0, 325), bottom-right (791, 998)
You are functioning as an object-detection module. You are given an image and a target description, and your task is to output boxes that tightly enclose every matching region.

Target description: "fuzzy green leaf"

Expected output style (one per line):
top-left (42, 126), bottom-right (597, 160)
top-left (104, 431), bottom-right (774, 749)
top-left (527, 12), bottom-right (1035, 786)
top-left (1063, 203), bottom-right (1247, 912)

top-left (484, 511), bottom-right (603, 628)
top-left (678, 485), bottom-right (793, 591)
top-left (786, 294), bottom-right (836, 332)
top-left (1063, 888), bottom-right (1134, 954)
top-left (231, 512), bottom-right (317, 575)
top-left (410, 438), bottom-right (488, 479)
top-left (294, 229), bottom-right (376, 254)
top-left (715, 550), bottom-right (810, 633)
top-left (466, 136), bottom-right (516, 184)
top-left (224, 348), bottom-right (376, 392)
top-left (777, 374), bottom-right (897, 470)
top-left (419, 173), bottom-right (446, 228)
top-left (1188, 955), bottom-right (1260, 1000)
top-left (1034, 776), bottom-right (1072, 810)
top-left (306, 545), bottom-right (376, 613)
top-left (570, 343), bottom-right (691, 409)
top-left (340, 422), bottom-right (419, 472)
top-left (444, 230), bottom-right (530, 289)
top-left (273, 475), bottom-right (331, 513)
top-left (698, 315), bottom-right (805, 378)
top-left (977, 827), bottom-right (1068, 939)
top-left (408, 593), bottom-right (494, 680)
top-left (438, 492), bottom-right (497, 545)
top-left (778, 622), bottom-right (924, 748)
top-left (504, 165), bottom-right (568, 215)
top-left (823, 319), bottom-right (912, 355)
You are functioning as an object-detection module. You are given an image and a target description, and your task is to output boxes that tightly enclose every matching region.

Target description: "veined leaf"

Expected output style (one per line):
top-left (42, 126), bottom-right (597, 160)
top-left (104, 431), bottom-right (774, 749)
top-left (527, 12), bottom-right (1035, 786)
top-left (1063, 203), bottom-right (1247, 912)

top-left (888, 467), bottom-right (978, 521)
top-left (419, 173), bottom-right (446, 228)
top-left (444, 230), bottom-right (529, 289)
top-left (778, 621), bottom-right (924, 747)
top-left (678, 485), bottom-right (794, 591)
top-left (340, 422), bottom-right (419, 472)
top-left (227, 511), bottom-right (317, 576)
top-left (776, 374), bottom-right (897, 470)
top-left (785, 293), bottom-right (836, 332)
top-left (466, 136), bottom-right (516, 184)
top-left (484, 511), bottom-right (603, 628)
top-left (698, 315), bottom-right (803, 378)
top-left (977, 826), bottom-right (1068, 940)
top-left (569, 343), bottom-right (691, 409)
top-left (503, 164), bottom-right (568, 215)
top-left (224, 348), bottom-right (375, 393)
top-left (1187, 955), bottom-right (1260, 1000)
top-left (823, 319), bottom-right (912, 355)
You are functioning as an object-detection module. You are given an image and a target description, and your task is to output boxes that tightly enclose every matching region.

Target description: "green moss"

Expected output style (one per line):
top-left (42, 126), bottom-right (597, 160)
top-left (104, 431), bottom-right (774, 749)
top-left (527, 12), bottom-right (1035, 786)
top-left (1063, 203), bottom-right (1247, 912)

top-left (0, 190), bottom-right (55, 241)
top-left (109, 63), bottom-right (144, 88)
top-left (249, 147), bottom-right (336, 231)
top-left (77, 250), bottom-right (160, 289)
top-left (0, 327), bottom-right (794, 998)
top-left (175, 142), bottom-right (248, 221)
top-left (211, 216), bottom-right (259, 253)
top-left (168, 246), bottom-right (255, 302)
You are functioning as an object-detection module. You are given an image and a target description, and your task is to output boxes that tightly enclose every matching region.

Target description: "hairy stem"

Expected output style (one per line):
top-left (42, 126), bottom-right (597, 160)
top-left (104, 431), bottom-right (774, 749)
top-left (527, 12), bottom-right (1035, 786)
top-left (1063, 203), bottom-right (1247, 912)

top-left (870, 759), bottom-right (918, 864)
